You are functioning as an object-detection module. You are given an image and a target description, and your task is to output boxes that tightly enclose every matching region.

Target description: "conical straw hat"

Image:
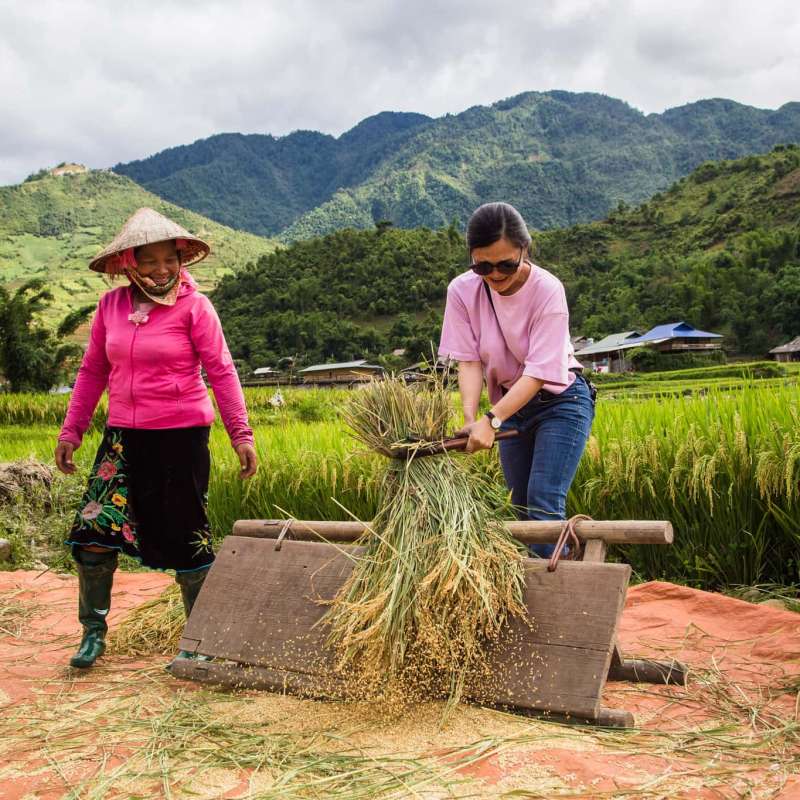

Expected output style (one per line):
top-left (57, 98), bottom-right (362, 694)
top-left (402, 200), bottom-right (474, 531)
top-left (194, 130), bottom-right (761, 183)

top-left (89, 207), bottom-right (210, 273)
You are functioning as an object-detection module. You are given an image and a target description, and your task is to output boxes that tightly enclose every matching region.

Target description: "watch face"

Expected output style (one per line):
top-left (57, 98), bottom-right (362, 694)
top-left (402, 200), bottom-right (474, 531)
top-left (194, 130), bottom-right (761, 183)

top-left (491, 416), bottom-right (502, 429)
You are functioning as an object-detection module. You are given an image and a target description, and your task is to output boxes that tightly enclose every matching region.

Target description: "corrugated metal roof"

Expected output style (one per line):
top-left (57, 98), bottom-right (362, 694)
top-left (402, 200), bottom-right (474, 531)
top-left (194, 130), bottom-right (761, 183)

top-left (300, 360), bottom-right (385, 374)
top-left (574, 331), bottom-right (642, 356)
top-left (769, 336), bottom-right (800, 354)
top-left (627, 322), bottom-right (723, 344)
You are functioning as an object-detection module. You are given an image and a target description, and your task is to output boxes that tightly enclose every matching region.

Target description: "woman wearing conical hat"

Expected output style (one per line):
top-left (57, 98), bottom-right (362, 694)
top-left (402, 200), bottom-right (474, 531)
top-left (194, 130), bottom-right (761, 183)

top-left (55, 207), bottom-right (258, 670)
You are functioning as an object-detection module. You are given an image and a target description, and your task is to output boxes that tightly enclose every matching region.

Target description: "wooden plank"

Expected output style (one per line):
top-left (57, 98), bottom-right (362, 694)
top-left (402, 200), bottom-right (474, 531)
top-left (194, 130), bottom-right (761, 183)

top-left (181, 536), bottom-right (630, 720)
top-left (480, 560), bottom-right (629, 717)
top-left (501, 561), bottom-right (630, 650)
top-left (170, 658), bottom-right (348, 698)
top-left (179, 537), bottom-right (358, 672)
top-left (596, 708), bottom-right (634, 728)
top-left (582, 539), bottom-right (608, 562)
top-left (508, 706), bottom-right (634, 729)
top-left (232, 519), bottom-right (673, 545)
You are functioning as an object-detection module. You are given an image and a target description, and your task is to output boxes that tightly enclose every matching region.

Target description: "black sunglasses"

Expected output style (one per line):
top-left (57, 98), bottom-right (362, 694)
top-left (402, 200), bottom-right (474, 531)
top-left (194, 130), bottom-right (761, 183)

top-left (470, 248), bottom-right (524, 276)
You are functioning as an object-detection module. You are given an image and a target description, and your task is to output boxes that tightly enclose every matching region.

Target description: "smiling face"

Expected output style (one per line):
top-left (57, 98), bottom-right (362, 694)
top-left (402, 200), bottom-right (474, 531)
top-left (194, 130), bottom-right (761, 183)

top-left (134, 241), bottom-right (181, 286)
top-left (470, 236), bottom-right (529, 294)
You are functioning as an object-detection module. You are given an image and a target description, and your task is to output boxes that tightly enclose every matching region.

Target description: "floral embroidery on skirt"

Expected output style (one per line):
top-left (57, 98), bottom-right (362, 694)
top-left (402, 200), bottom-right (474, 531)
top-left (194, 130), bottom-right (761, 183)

top-left (71, 429), bottom-right (138, 546)
top-left (67, 426), bottom-right (214, 572)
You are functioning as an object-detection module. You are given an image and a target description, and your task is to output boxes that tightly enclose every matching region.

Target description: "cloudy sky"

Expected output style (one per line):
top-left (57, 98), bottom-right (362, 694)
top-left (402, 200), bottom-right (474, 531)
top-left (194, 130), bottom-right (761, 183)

top-left (1, 0), bottom-right (798, 185)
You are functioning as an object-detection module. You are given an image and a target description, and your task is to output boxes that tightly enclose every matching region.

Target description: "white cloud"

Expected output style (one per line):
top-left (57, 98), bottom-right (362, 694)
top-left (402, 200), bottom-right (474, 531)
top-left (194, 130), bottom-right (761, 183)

top-left (1, 0), bottom-right (798, 184)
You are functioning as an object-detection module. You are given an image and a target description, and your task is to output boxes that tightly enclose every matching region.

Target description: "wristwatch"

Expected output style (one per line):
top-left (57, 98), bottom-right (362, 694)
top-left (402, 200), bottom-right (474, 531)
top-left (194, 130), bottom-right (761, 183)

top-left (485, 411), bottom-right (503, 430)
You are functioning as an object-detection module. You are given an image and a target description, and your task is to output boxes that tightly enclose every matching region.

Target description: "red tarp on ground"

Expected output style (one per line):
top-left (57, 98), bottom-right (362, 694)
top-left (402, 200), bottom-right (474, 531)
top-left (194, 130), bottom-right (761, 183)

top-left (1, 571), bottom-right (798, 799)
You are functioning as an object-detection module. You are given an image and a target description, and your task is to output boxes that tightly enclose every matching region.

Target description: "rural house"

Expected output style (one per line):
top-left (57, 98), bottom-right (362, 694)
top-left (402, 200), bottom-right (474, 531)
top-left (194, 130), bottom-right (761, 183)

top-left (570, 335), bottom-right (593, 352)
top-left (769, 336), bottom-right (800, 362)
top-left (573, 331), bottom-right (643, 373)
top-left (400, 357), bottom-right (456, 385)
top-left (247, 367), bottom-right (283, 386)
top-left (625, 322), bottom-right (723, 354)
top-left (574, 322), bottom-right (724, 372)
top-left (299, 360), bottom-right (385, 386)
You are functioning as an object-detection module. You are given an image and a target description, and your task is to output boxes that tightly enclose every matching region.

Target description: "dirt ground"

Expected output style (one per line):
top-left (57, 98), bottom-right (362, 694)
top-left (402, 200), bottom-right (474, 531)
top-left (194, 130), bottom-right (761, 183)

top-left (1, 571), bottom-right (799, 799)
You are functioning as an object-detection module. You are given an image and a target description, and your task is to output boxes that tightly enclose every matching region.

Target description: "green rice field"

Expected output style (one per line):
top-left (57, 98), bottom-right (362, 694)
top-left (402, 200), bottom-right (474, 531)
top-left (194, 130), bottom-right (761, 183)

top-left (0, 369), bottom-right (798, 590)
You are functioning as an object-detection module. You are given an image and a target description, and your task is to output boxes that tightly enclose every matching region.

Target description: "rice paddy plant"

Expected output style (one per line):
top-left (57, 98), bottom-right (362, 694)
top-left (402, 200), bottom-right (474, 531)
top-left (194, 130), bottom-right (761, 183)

top-left (0, 387), bottom-right (347, 429)
top-left (0, 467), bottom-right (87, 571)
top-left (0, 393), bottom-right (106, 429)
top-left (206, 422), bottom-right (381, 537)
top-left (216, 387), bottom-right (350, 426)
top-left (3, 657), bottom-right (797, 798)
top-left (0, 676), bottom-right (475, 799)
top-left (325, 378), bottom-right (525, 710)
top-left (0, 589), bottom-right (37, 637)
top-left (601, 374), bottom-right (799, 399)
top-left (571, 383), bottom-right (800, 587)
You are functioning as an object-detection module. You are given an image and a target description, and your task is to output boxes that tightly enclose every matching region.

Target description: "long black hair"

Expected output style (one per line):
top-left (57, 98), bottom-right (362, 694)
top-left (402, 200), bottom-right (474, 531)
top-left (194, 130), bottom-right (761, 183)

top-left (465, 202), bottom-right (532, 253)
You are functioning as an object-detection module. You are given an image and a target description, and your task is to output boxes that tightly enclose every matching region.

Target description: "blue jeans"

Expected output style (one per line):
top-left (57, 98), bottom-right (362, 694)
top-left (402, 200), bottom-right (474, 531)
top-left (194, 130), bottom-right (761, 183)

top-left (499, 374), bottom-right (595, 558)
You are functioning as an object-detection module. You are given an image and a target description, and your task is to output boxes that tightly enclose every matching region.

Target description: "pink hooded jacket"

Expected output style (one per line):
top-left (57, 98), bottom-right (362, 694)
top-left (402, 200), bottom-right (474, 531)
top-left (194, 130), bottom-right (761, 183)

top-left (59, 271), bottom-right (254, 448)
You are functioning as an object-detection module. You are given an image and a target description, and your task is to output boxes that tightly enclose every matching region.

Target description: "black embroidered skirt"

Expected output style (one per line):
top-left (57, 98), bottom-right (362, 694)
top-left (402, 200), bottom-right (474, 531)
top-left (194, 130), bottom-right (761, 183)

top-left (66, 426), bottom-right (214, 572)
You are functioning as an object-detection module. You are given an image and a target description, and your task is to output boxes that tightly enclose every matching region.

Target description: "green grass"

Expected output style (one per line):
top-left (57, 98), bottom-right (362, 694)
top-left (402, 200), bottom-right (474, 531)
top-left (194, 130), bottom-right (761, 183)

top-left (591, 360), bottom-right (796, 385)
top-left (571, 383), bottom-right (800, 587)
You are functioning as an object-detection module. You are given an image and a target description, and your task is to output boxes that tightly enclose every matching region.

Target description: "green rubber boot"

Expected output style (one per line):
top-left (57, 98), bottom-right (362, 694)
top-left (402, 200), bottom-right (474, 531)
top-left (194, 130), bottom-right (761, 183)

top-left (70, 549), bottom-right (118, 669)
top-left (168, 567), bottom-right (212, 671)
top-left (176, 567), bottom-right (209, 618)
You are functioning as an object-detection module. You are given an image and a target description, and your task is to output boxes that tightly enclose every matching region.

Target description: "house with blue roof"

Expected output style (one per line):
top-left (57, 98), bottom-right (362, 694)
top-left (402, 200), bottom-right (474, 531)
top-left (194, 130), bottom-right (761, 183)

top-left (625, 322), bottom-right (723, 353)
top-left (575, 322), bottom-right (723, 372)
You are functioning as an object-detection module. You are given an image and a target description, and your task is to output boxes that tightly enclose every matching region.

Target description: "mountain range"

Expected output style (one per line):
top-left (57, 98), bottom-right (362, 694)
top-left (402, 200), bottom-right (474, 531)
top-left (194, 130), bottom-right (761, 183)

top-left (114, 91), bottom-right (800, 240)
top-left (210, 145), bottom-right (800, 366)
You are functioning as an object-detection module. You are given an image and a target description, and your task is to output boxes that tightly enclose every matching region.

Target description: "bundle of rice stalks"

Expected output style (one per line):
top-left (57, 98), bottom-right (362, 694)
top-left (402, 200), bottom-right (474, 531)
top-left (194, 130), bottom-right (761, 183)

top-left (326, 376), bottom-right (525, 710)
top-left (343, 376), bottom-right (452, 457)
top-left (108, 584), bottom-right (184, 656)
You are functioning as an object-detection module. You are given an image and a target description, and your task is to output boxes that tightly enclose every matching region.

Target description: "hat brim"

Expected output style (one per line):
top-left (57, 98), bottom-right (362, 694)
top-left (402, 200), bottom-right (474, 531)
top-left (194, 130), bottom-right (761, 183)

top-left (90, 236), bottom-right (210, 274)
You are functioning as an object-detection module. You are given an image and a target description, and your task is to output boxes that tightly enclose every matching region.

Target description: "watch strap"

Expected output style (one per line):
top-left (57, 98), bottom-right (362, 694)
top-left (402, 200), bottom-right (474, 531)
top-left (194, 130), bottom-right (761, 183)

top-left (485, 411), bottom-right (502, 430)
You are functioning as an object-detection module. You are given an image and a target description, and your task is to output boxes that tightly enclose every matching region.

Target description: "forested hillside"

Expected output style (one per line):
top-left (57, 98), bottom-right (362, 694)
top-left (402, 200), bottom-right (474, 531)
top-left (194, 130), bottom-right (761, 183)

top-left (536, 145), bottom-right (800, 354)
top-left (0, 169), bottom-right (276, 324)
top-left (115, 112), bottom-right (431, 237)
top-left (211, 146), bottom-right (800, 368)
top-left (116, 92), bottom-right (800, 240)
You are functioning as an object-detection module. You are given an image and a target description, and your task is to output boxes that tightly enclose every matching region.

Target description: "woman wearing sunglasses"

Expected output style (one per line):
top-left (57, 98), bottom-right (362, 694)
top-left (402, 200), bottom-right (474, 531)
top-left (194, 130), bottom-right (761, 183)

top-left (438, 202), bottom-right (594, 556)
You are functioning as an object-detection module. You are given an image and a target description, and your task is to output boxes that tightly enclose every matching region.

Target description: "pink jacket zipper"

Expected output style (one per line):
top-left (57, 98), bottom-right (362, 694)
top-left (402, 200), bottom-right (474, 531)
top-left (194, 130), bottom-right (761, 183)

top-left (129, 324), bottom-right (138, 428)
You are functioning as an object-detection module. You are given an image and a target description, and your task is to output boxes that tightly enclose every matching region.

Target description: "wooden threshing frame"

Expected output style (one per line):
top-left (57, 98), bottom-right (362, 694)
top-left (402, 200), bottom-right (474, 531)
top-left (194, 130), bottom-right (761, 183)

top-left (170, 519), bottom-right (686, 728)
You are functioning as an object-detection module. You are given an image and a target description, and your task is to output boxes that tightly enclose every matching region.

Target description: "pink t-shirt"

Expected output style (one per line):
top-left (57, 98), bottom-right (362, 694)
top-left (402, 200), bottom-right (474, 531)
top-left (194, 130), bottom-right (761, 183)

top-left (438, 265), bottom-right (582, 404)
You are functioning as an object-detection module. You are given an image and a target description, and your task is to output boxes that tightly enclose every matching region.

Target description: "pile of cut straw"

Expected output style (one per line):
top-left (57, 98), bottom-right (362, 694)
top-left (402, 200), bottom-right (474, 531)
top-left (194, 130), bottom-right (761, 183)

top-left (326, 377), bottom-right (525, 709)
top-left (108, 583), bottom-right (184, 656)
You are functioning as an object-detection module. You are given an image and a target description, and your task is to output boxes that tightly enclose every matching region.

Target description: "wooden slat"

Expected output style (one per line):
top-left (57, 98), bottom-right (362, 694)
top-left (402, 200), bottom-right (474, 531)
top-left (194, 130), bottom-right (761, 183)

top-left (479, 560), bottom-right (629, 717)
top-left (170, 658), bottom-right (349, 698)
top-left (179, 537), bottom-right (357, 671)
top-left (180, 536), bottom-right (631, 720)
top-left (232, 518), bottom-right (673, 545)
top-left (582, 539), bottom-right (608, 562)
